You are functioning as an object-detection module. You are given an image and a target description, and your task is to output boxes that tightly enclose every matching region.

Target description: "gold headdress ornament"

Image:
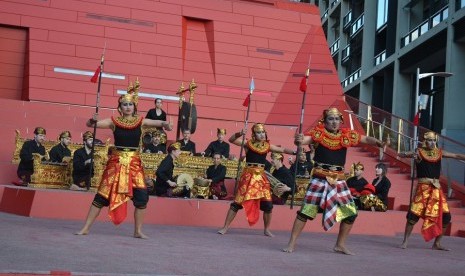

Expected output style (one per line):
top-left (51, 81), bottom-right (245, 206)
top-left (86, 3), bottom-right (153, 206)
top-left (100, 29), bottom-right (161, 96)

top-left (252, 123), bottom-right (265, 133)
top-left (151, 130), bottom-right (161, 137)
top-left (82, 131), bottom-right (93, 141)
top-left (271, 152), bottom-right (284, 161)
top-left (34, 127), bottom-right (46, 135)
top-left (59, 131), bottom-right (72, 140)
top-left (320, 107), bottom-right (344, 123)
top-left (169, 142), bottom-right (181, 151)
top-left (119, 78), bottom-right (140, 105)
top-left (423, 131), bottom-right (437, 141)
top-left (352, 161), bottom-right (364, 171)
top-left (217, 128), bottom-right (227, 135)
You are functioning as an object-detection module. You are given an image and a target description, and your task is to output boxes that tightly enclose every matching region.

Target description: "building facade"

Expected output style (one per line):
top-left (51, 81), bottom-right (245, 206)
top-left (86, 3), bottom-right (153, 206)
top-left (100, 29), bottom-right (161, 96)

top-left (307, 0), bottom-right (465, 142)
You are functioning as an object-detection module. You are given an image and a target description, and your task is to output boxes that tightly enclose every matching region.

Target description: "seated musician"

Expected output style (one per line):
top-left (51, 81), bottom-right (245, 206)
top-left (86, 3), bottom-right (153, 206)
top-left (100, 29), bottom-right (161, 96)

top-left (346, 162), bottom-right (375, 209)
top-left (202, 128), bottom-right (230, 159)
top-left (270, 152), bottom-right (295, 205)
top-left (49, 131), bottom-right (72, 163)
top-left (289, 150), bottom-right (313, 177)
top-left (71, 131), bottom-right (94, 191)
top-left (154, 142), bottom-right (189, 197)
top-left (205, 152), bottom-right (227, 200)
top-left (14, 127), bottom-right (47, 186)
top-left (178, 128), bottom-right (196, 155)
top-left (143, 130), bottom-right (166, 154)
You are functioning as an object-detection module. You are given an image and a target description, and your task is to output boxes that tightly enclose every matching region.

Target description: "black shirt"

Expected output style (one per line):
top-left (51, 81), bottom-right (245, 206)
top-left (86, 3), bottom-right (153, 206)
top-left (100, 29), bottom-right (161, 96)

top-left (204, 140), bottom-right (230, 158)
top-left (206, 164), bottom-right (227, 183)
top-left (72, 147), bottom-right (93, 183)
top-left (155, 154), bottom-right (175, 195)
top-left (144, 143), bottom-right (166, 154)
top-left (49, 143), bottom-right (71, 163)
top-left (272, 166), bottom-right (295, 200)
top-left (17, 139), bottom-right (46, 174)
top-left (178, 139), bottom-right (196, 155)
top-left (290, 160), bottom-right (313, 177)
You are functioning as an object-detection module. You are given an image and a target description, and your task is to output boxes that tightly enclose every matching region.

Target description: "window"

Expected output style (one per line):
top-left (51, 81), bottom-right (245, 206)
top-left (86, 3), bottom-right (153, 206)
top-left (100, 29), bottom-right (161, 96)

top-left (376, 0), bottom-right (388, 30)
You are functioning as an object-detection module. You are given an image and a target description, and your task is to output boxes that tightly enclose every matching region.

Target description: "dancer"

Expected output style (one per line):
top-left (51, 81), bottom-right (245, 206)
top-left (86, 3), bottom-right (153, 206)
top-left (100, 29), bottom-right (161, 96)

top-left (399, 131), bottom-right (465, 250)
top-left (76, 80), bottom-right (172, 238)
top-left (283, 107), bottom-right (387, 254)
top-left (218, 123), bottom-right (295, 237)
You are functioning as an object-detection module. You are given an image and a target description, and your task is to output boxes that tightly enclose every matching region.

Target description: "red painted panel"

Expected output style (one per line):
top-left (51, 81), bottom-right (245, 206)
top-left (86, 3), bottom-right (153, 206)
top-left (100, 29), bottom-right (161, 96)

top-left (214, 64), bottom-right (249, 78)
top-left (106, 0), bottom-right (181, 15)
top-left (131, 41), bottom-right (181, 57)
top-left (29, 28), bottom-right (49, 40)
top-left (182, 6), bottom-right (253, 26)
top-left (0, 64), bottom-right (23, 78)
top-left (132, 9), bottom-right (182, 26)
top-left (242, 25), bottom-right (306, 43)
top-left (0, 1), bottom-right (78, 21)
top-left (212, 21), bottom-right (241, 34)
top-left (30, 40), bottom-right (76, 56)
top-left (254, 17), bottom-right (311, 33)
top-left (49, 31), bottom-right (130, 52)
top-left (77, 13), bottom-right (156, 33)
top-left (214, 42), bottom-right (248, 56)
top-left (0, 37), bottom-right (26, 52)
top-left (51, 0), bottom-right (131, 18)
top-left (232, 2), bottom-right (300, 22)
top-left (0, 11), bottom-right (21, 25)
top-left (21, 16), bottom-right (104, 37)
top-left (156, 56), bottom-right (183, 70)
top-left (215, 53), bottom-right (269, 69)
top-left (214, 32), bottom-right (268, 48)
top-left (183, 0), bottom-right (233, 12)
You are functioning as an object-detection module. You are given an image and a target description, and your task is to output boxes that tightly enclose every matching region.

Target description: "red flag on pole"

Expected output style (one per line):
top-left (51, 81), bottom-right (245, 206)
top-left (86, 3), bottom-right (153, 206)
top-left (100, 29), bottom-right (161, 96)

top-left (242, 94), bottom-right (250, 107)
top-left (413, 112), bottom-right (420, 126)
top-left (299, 76), bottom-right (307, 92)
top-left (90, 66), bottom-right (101, 83)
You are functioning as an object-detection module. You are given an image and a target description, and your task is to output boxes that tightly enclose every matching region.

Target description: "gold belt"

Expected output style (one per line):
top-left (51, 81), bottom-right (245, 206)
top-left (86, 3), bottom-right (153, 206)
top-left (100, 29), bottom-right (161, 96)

top-left (418, 177), bottom-right (441, 188)
top-left (312, 168), bottom-right (346, 181)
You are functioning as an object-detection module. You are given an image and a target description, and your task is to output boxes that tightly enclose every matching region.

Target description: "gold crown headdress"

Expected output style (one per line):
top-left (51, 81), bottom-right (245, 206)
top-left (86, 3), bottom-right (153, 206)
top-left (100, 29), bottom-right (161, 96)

top-left (217, 128), bottom-right (227, 135)
top-left (352, 161), bottom-right (364, 171)
top-left (252, 123), bottom-right (265, 133)
top-left (59, 131), bottom-right (72, 140)
top-left (423, 131), bottom-right (437, 141)
top-left (320, 107), bottom-right (344, 123)
top-left (169, 142), bottom-right (181, 151)
top-left (271, 152), bottom-right (284, 161)
top-left (82, 131), bottom-right (93, 141)
top-left (34, 127), bottom-right (46, 135)
top-left (119, 78), bottom-right (140, 105)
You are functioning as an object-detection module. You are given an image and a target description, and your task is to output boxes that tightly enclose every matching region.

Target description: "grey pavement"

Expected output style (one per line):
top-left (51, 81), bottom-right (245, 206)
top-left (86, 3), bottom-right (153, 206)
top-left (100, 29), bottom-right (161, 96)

top-left (0, 212), bottom-right (464, 276)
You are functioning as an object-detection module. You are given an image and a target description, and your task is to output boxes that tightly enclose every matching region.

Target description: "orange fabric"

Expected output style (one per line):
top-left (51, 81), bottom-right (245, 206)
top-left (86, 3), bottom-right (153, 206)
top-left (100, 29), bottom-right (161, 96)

top-left (234, 166), bottom-right (272, 226)
top-left (410, 182), bottom-right (449, 241)
top-left (97, 151), bottom-right (145, 225)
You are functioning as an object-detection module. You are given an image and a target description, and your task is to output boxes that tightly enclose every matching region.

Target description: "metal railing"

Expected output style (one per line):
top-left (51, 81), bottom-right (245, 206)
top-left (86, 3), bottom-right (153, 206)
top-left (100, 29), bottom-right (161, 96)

top-left (329, 38), bottom-right (340, 56)
top-left (401, 5), bottom-right (449, 48)
top-left (374, 50), bottom-right (386, 66)
top-left (341, 68), bottom-right (361, 88)
top-left (344, 95), bottom-right (465, 192)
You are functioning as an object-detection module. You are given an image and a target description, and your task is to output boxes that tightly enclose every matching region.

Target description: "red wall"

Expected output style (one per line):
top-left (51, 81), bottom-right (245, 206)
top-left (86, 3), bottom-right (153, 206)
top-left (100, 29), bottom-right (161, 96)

top-left (0, 0), bottom-right (345, 183)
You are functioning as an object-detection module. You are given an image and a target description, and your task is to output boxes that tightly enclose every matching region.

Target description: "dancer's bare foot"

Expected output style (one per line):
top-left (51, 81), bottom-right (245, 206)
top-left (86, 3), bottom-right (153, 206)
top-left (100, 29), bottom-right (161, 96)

top-left (74, 229), bottom-right (89, 235)
top-left (282, 244), bottom-right (295, 253)
top-left (264, 229), bottom-right (274, 237)
top-left (217, 227), bottom-right (228, 235)
top-left (432, 244), bottom-right (450, 251)
top-left (333, 245), bottom-right (354, 255)
top-left (134, 232), bottom-right (149, 239)
top-left (400, 241), bottom-right (408, 249)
